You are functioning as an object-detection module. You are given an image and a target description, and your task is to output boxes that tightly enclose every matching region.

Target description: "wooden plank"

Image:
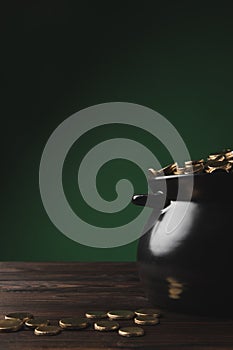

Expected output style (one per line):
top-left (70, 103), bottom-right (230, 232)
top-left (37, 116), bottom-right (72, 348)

top-left (0, 262), bottom-right (233, 350)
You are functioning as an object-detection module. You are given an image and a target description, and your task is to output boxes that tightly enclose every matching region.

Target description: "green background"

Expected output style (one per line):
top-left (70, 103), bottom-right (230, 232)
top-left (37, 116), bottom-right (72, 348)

top-left (2, 1), bottom-right (233, 261)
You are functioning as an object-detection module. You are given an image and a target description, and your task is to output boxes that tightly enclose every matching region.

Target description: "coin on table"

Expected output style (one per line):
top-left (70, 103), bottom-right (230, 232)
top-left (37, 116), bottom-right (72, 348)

top-left (107, 310), bottom-right (135, 320)
top-left (118, 326), bottom-right (145, 337)
top-left (94, 320), bottom-right (119, 331)
top-left (85, 311), bottom-right (107, 319)
top-left (135, 308), bottom-right (161, 318)
top-left (5, 312), bottom-right (33, 322)
top-left (0, 319), bottom-right (23, 332)
top-left (34, 325), bottom-right (62, 336)
top-left (134, 315), bottom-right (160, 326)
top-left (59, 317), bottom-right (89, 330)
top-left (25, 318), bottom-right (50, 329)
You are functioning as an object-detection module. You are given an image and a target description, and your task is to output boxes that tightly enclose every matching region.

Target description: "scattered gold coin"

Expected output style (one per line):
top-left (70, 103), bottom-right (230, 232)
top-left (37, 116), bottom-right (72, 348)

top-left (0, 319), bottom-right (23, 332)
top-left (5, 312), bottom-right (33, 322)
top-left (25, 318), bottom-right (50, 328)
top-left (85, 311), bottom-right (107, 319)
top-left (59, 317), bottom-right (89, 330)
top-left (134, 315), bottom-right (159, 326)
top-left (107, 310), bottom-right (135, 320)
top-left (118, 326), bottom-right (145, 337)
top-left (34, 325), bottom-right (62, 336)
top-left (135, 308), bottom-right (161, 318)
top-left (94, 320), bottom-right (119, 331)
top-left (1, 306), bottom-right (164, 338)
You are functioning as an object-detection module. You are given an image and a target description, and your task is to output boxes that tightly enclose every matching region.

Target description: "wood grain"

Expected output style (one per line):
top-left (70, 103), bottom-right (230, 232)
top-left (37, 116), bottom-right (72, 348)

top-left (0, 262), bottom-right (233, 350)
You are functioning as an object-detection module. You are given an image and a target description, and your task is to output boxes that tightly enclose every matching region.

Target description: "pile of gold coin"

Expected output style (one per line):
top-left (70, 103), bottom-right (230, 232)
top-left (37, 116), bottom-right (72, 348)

top-left (0, 309), bottom-right (161, 337)
top-left (148, 149), bottom-right (233, 176)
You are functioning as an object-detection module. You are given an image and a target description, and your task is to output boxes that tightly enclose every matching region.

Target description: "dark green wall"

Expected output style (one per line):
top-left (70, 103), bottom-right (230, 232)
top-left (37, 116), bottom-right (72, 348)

top-left (2, 1), bottom-right (233, 261)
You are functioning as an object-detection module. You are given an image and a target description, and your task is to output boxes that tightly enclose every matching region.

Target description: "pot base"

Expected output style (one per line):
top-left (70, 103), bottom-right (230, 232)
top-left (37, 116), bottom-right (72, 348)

top-left (139, 262), bottom-right (233, 317)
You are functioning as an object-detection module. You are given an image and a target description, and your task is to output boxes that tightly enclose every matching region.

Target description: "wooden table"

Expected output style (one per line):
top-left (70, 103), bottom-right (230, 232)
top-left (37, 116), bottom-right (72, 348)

top-left (0, 262), bottom-right (233, 350)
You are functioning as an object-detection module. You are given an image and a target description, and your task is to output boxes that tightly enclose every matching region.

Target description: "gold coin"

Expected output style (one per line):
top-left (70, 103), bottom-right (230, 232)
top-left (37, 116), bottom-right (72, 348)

top-left (173, 167), bottom-right (185, 175)
top-left (184, 163), bottom-right (204, 174)
top-left (135, 308), bottom-right (161, 318)
top-left (205, 160), bottom-right (231, 173)
top-left (34, 325), bottom-right (62, 336)
top-left (223, 149), bottom-right (233, 159)
top-left (107, 310), bottom-right (135, 320)
top-left (0, 319), bottom-right (23, 332)
top-left (207, 153), bottom-right (220, 160)
top-left (85, 311), bottom-right (107, 319)
top-left (221, 163), bottom-right (231, 171)
top-left (148, 168), bottom-right (157, 177)
top-left (208, 151), bottom-right (224, 160)
top-left (185, 159), bottom-right (204, 166)
top-left (118, 326), bottom-right (144, 337)
top-left (207, 168), bottom-right (229, 174)
top-left (59, 317), bottom-right (89, 330)
top-left (207, 154), bottom-right (225, 161)
top-left (94, 320), bottom-right (119, 331)
top-left (25, 318), bottom-right (50, 328)
top-left (5, 312), bottom-right (33, 322)
top-left (208, 149), bottom-right (233, 160)
top-left (157, 163), bottom-right (177, 176)
top-left (204, 166), bottom-right (213, 173)
top-left (134, 315), bottom-right (160, 326)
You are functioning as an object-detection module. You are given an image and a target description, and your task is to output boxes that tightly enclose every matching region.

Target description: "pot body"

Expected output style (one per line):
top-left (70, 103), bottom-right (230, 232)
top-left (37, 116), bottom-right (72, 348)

top-left (137, 174), bottom-right (233, 316)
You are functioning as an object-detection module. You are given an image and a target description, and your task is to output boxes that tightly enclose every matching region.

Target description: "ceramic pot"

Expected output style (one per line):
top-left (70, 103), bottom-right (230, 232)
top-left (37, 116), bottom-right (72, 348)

top-left (132, 173), bottom-right (233, 316)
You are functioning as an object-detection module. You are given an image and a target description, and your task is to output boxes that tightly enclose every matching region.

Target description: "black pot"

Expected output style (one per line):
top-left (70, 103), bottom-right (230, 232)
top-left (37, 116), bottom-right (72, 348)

top-left (132, 173), bottom-right (233, 316)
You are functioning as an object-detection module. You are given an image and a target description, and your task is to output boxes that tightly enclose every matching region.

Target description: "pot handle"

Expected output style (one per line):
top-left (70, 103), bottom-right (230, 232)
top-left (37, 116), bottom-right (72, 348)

top-left (132, 191), bottom-right (169, 209)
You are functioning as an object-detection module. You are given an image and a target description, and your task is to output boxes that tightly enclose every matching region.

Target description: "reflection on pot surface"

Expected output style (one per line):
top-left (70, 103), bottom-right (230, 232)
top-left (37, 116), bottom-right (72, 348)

top-left (166, 277), bottom-right (185, 300)
top-left (149, 201), bottom-right (199, 257)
